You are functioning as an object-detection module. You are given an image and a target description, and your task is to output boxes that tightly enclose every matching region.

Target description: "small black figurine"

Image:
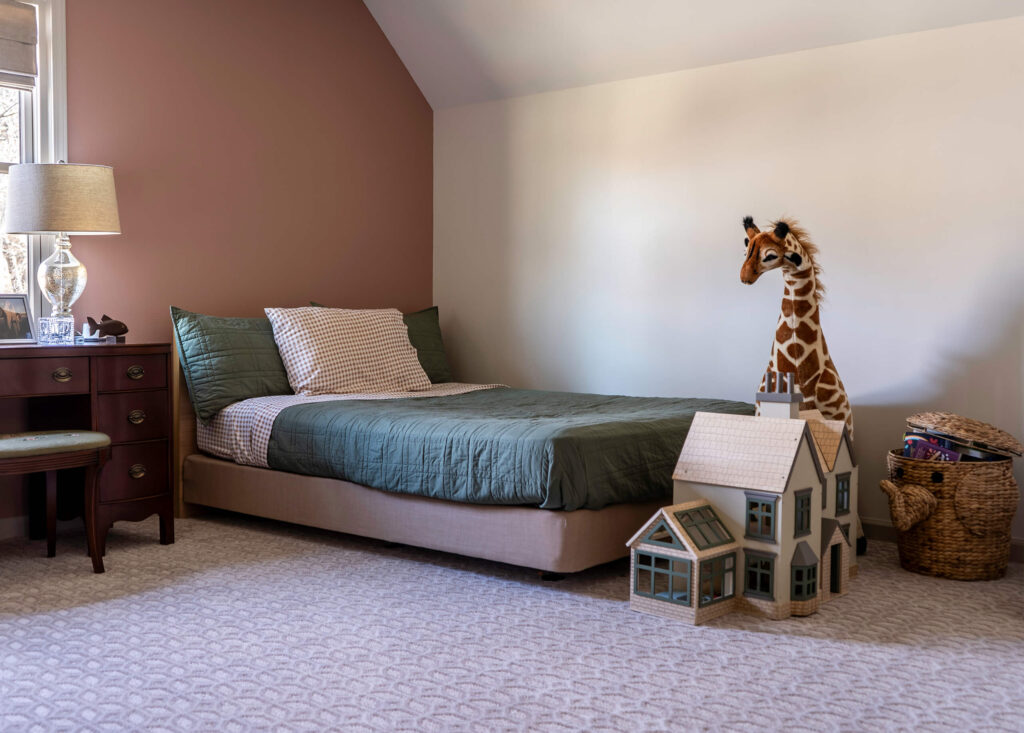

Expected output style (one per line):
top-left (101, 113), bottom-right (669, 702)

top-left (86, 314), bottom-right (129, 342)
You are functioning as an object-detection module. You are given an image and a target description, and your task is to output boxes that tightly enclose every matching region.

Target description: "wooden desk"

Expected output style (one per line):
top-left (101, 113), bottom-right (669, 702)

top-left (0, 342), bottom-right (174, 559)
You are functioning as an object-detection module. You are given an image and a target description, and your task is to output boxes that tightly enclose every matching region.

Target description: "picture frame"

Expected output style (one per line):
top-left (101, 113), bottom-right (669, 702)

top-left (0, 293), bottom-right (36, 343)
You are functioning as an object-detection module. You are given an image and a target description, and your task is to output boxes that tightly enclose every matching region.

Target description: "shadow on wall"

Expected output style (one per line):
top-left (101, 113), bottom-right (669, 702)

top-left (855, 298), bottom-right (1024, 539)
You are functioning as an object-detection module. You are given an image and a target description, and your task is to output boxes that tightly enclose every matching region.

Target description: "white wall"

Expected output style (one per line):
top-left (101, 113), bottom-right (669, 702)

top-left (434, 17), bottom-right (1024, 541)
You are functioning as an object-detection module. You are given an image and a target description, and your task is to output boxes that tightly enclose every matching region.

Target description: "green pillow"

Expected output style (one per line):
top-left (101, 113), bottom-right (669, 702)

top-left (171, 306), bottom-right (292, 423)
top-left (309, 303), bottom-right (454, 383)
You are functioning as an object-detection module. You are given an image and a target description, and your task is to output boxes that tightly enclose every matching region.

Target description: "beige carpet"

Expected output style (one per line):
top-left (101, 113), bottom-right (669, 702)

top-left (1, 515), bottom-right (1022, 732)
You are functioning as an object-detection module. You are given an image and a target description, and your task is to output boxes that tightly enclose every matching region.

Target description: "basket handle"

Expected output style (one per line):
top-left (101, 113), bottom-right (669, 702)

top-left (880, 480), bottom-right (938, 531)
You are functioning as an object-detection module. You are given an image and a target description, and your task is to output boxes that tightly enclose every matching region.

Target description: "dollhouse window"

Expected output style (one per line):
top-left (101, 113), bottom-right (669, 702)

top-left (743, 551), bottom-right (775, 600)
top-left (791, 564), bottom-right (818, 601)
top-left (836, 473), bottom-right (851, 515)
top-left (634, 552), bottom-right (691, 606)
top-left (642, 520), bottom-right (683, 549)
top-left (794, 490), bottom-right (812, 537)
top-left (744, 493), bottom-right (777, 542)
top-left (674, 506), bottom-right (734, 550)
top-left (698, 553), bottom-right (735, 607)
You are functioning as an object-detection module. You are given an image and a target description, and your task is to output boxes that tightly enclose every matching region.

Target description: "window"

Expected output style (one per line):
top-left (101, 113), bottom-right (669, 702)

top-left (0, 1), bottom-right (66, 312)
top-left (791, 564), bottom-right (818, 601)
top-left (745, 493), bottom-right (777, 542)
top-left (0, 78), bottom-right (30, 294)
top-left (674, 506), bottom-right (734, 550)
top-left (744, 551), bottom-right (775, 600)
top-left (634, 551), bottom-right (691, 606)
top-left (699, 553), bottom-right (735, 607)
top-left (836, 473), bottom-right (851, 515)
top-left (642, 519), bottom-right (683, 550)
top-left (794, 489), bottom-right (812, 537)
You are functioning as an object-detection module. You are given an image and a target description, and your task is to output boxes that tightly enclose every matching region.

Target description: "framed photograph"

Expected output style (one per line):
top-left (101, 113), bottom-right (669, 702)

top-left (0, 293), bottom-right (35, 343)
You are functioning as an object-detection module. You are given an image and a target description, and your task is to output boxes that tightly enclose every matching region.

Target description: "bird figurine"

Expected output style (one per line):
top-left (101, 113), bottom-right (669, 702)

top-left (85, 314), bottom-right (129, 341)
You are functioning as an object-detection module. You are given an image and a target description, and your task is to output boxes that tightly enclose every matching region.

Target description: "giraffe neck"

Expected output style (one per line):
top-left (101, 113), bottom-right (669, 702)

top-left (771, 252), bottom-right (828, 377)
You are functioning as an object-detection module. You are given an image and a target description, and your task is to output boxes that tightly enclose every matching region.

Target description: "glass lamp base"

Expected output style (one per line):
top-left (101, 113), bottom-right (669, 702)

top-left (38, 316), bottom-right (76, 345)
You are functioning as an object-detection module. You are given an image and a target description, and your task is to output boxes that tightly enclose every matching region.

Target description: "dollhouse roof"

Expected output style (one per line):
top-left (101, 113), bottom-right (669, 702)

top-left (820, 518), bottom-right (850, 555)
top-left (626, 500), bottom-right (739, 560)
top-left (800, 409), bottom-right (855, 471)
top-left (672, 412), bottom-right (825, 493)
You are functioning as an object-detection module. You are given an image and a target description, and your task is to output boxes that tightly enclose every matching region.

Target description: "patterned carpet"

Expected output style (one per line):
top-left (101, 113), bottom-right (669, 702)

top-left (1, 515), bottom-right (1022, 732)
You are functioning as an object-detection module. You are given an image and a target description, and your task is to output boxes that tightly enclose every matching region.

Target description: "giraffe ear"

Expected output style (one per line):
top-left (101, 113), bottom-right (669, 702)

top-left (773, 221), bottom-right (789, 239)
top-left (784, 251), bottom-right (803, 267)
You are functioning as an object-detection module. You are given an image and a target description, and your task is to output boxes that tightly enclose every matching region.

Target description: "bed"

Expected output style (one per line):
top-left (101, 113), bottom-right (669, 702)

top-left (174, 361), bottom-right (752, 573)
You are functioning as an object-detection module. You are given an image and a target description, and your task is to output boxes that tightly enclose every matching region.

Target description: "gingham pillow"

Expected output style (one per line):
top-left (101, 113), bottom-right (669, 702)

top-left (265, 307), bottom-right (432, 395)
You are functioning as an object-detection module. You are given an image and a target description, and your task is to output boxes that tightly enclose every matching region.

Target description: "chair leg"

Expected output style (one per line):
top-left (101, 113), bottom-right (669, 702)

top-left (45, 471), bottom-right (57, 558)
top-left (84, 464), bottom-right (104, 574)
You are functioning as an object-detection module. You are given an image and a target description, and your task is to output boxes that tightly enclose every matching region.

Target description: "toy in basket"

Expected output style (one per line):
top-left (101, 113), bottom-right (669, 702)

top-left (880, 411), bottom-right (1021, 581)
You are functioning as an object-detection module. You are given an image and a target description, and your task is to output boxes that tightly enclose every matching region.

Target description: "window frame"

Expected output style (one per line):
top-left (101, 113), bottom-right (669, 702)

top-left (835, 472), bottom-right (851, 516)
top-left (0, 0), bottom-right (67, 315)
top-left (791, 563), bottom-right (818, 601)
top-left (634, 550), bottom-right (692, 607)
top-left (674, 506), bottom-right (734, 551)
top-left (743, 550), bottom-right (775, 601)
top-left (794, 489), bottom-right (812, 537)
top-left (744, 491), bottom-right (778, 543)
top-left (698, 553), bottom-right (735, 607)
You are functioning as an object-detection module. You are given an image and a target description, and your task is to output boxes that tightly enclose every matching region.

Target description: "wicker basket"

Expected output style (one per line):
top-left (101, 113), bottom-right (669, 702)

top-left (881, 447), bottom-right (1019, 581)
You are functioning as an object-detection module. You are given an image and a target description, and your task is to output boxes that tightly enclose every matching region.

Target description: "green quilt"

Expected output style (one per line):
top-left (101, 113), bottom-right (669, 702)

top-left (267, 388), bottom-right (752, 511)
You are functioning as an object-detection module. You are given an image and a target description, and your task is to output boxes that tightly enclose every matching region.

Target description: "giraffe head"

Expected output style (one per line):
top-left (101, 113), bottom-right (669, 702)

top-left (740, 217), bottom-right (792, 284)
top-left (739, 216), bottom-right (823, 295)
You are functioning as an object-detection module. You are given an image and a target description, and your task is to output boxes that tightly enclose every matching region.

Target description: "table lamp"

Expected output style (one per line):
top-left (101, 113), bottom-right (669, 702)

top-left (4, 162), bottom-right (121, 344)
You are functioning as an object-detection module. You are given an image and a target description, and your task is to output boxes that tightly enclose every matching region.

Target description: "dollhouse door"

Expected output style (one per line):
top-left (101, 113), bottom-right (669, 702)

top-left (830, 544), bottom-right (842, 593)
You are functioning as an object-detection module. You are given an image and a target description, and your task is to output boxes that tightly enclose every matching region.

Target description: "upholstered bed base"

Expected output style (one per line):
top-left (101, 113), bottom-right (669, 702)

top-left (173, 357), bottom-right (662, 573)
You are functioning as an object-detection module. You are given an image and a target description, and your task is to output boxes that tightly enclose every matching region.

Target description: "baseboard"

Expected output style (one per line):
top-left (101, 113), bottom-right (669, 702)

top-left (0, 514), bottom-right (28, 541)
top-left (862, 520), bottom-right (1023, 564)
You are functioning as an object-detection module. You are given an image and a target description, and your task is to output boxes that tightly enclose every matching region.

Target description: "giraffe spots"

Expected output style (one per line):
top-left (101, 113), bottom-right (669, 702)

top-left (786, 343), bottom-right (804, 359)
top-left (793, 281), bottom-right (814, 297)
top-left (781, 299), bottom-right (794, 317)
top-left (776, 352), bottom-right (797, 374)
top-left (784, 286), bottom-right (792, 297)
top-left (794, 299), bottom-right (815, 318)
top-left (826, 394), bottom-right (846, 408)
top-left (776, 323), bottom-right (793, 342)
top-left (800, 400), bottom-right (815, 410)
top-left (818, 370), bottom-right (837, 386)
top-left (795, 322), bottom-right (817, 344)
top-left (800, 350), bottom-right (820, 377)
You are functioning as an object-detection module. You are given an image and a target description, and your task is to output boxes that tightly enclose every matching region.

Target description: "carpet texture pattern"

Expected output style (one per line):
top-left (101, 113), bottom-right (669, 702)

top-left (1, 515), bottom-right (1022, 732)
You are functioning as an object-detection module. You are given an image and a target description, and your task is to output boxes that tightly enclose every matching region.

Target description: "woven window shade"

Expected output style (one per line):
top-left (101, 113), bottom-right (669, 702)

top-left (0, 0), bottom-right (36, 89)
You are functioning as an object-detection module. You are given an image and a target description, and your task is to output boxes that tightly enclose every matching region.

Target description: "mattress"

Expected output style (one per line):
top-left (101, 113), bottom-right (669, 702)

top-left (198, 386), bottom-right (753, 511)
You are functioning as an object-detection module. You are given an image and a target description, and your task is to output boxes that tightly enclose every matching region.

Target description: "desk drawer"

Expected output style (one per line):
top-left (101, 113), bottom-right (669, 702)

top-left (97, 354), bottom-right (167, 392)
top-left (100, 442), bottom-right (168, 503)
top-left (97, 390), bottom-right (169, 443)
top-left (0, 357), bottom-right (89, 397)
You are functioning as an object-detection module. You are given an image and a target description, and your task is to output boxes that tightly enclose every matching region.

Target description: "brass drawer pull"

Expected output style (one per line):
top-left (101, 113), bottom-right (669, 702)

top-left (126, 365), bottom-right (146, 380)
top-left (127, 409), bottom-right (146, 425)
top-left (128, 463), bottom-right (147, 479)
top-left (51, 367), bottom-right (73, 383)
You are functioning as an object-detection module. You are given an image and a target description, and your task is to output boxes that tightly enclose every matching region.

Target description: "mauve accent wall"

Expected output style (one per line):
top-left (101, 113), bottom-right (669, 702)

top-left (0, 0), bottom-right (431, 531)
top-left (66, 0), bottom-right (432, 341)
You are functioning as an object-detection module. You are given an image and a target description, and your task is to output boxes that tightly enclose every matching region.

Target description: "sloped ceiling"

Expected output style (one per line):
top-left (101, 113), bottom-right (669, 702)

top-left (364, 0), bottom-right (1024, 109)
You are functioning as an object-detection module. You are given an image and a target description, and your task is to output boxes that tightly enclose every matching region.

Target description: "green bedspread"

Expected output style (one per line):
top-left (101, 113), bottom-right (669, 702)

top-left (267, 388), bottom-right (752, 511)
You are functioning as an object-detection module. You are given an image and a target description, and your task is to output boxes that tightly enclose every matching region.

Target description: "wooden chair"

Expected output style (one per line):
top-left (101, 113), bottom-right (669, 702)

top-left (0, 430), bottom-right (112, 573)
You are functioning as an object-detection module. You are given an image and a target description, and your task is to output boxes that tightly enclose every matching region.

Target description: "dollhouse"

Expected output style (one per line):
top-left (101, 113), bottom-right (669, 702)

top-left (628, 371), bottom-right (858, 623)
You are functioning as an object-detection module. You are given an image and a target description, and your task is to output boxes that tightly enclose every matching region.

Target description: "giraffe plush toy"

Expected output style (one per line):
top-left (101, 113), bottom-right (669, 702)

top-left (740, 216), bottom-right (853, 437)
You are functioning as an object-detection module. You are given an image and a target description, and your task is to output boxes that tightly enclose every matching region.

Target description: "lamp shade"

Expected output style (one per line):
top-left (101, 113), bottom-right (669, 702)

top-left (5, 163), bottom-right (121, 235)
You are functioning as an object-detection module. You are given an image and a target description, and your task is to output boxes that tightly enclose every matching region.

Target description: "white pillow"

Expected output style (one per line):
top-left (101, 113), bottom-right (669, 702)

top-left (265, 307), bottom-right (431, 395)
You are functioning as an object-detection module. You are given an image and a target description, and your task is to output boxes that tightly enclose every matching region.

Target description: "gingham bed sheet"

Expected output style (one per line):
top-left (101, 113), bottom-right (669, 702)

top-left (196, 383), bottom-right (506, 468)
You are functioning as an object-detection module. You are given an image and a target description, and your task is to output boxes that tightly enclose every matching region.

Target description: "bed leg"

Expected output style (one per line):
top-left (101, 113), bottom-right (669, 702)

top-left (539, 571), bottom-right (565, 582)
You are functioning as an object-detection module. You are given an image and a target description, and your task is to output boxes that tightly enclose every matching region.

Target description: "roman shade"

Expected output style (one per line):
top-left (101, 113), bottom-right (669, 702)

top-left (0, 0), bottom-right (36, 89)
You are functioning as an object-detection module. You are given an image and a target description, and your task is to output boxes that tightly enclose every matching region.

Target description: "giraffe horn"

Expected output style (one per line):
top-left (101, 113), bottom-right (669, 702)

top-left (742, 216), bottom-right (756, 231)
top-left (773, 220), bottom-right (789, 239)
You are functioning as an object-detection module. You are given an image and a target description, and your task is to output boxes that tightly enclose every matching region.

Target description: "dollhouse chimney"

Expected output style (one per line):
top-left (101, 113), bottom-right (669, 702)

top-left (757, 371), bottom-right (801, 419)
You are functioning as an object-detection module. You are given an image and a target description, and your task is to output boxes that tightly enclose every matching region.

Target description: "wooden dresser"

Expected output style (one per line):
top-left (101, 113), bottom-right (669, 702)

top-left (0, 342), bottom-right (173, 557)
